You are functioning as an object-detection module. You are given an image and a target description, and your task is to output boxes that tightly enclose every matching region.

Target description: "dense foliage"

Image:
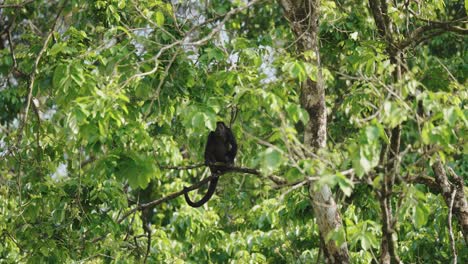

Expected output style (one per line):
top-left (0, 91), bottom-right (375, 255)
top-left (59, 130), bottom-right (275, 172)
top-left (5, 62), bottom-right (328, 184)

top-left (0, 0), bottom-right (466, 263)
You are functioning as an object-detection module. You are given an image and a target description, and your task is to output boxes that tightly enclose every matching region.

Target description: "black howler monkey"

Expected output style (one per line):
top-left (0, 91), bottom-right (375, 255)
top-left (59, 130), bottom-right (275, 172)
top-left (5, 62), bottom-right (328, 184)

top-left (184, 121), bottom-right (237, 207)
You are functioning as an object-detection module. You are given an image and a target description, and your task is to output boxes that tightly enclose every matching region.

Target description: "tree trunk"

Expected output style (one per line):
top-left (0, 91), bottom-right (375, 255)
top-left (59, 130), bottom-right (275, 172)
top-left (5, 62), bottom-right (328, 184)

top-left (279, 0), bottom-right (350, 262)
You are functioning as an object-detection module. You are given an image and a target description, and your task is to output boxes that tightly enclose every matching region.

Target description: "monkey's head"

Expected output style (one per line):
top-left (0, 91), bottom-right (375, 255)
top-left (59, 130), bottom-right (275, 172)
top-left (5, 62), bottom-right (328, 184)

top-left (215, 121), bottom-right (227, 135)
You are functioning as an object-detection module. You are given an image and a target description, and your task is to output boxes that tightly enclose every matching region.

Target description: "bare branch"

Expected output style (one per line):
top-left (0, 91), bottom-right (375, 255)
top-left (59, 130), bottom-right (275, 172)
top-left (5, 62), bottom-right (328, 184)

top-left (143, 228), bottom-right (151, 264)
top-left (448, 189), bottom-right (458, 264)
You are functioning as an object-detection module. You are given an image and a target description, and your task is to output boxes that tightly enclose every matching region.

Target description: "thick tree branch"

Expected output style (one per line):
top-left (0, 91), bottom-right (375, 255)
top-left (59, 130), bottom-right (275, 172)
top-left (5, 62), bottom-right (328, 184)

top-left (432, 161), bottom-right (468, 243)
top-left (160, 163), bottom-right (287, 185)
top-left (368, 0), bottom-right (391, 42)
top-left (398, 22), bottom-right (468, 49)
top-left (118, 162), bottom-right (354, 224)
top-left (118, 165), bottom-right (262, 223)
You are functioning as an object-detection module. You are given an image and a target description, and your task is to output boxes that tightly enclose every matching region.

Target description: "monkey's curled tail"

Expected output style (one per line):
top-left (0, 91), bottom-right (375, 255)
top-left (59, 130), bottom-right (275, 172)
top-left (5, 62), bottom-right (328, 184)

top-left (184, 176), bottom-right (219, 207)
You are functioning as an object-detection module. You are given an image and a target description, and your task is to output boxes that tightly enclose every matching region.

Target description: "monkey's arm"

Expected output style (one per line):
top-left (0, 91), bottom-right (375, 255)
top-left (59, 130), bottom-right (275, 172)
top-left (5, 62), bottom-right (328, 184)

top-left (183, 176), bottom-right (219, 207)
top-left (225, 128), bottom-right (237, 162)
top-left (204, 132), bottom-right (216, 164)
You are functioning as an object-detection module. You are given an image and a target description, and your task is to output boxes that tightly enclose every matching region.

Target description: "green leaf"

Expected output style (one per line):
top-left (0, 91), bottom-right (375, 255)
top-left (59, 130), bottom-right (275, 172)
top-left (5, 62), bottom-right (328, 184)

top-left (285, 167), bottom-right (302, 182)
top-left (155, 11), bottom-right (165, 26)
top-left (325, 227), bottom-right (347, 247)
top-left (365, 125), bottom-right (380, 142)
top-left (360, 234), bottom-right (372, 250)
top-left (413, 203), bottom-right (429, 228)
top-left (282, 61), bottom-right (307, 81)
top-left (337, 173), bottom-right (354, 197)
top-left (382, 101), bottom-right (407, 128)
top-left (260, 148), bottom-right (282, 173)
top-left (49, 43), bottom-right (67, 56)
top-left (53, 64), bottom-right (70, 92)
top-left (204, 112), bottom-right (216, 131)
top-left (116, 153), bottom-right (156, 189)
top-left (191, 112), bottom-right (205, 130)
top-left (70, 63), bottom-right (85, 86)
top-left (206, 47), bottom-right (225, 61)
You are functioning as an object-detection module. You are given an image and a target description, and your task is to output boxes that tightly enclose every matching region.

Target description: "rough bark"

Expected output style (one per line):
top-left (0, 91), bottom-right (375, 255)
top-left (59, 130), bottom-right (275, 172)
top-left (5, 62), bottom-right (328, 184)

top-left (379, 126), bottom-right (402, 264)
top-left (432, 161), bottom-right (468, 243)
top-left (279, 0), bottom-right (350, 262)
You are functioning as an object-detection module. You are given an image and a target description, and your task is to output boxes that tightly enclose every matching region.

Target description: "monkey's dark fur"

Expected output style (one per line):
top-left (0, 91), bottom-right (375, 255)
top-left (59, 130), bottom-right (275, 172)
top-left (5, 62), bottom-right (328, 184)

top-left (184, 122), bottom-right (237, 207)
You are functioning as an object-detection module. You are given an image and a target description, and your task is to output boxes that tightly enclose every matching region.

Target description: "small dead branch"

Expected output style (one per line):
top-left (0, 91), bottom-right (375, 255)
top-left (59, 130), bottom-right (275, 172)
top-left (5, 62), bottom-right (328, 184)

top-left (448, 189), bottom-right (457, 264)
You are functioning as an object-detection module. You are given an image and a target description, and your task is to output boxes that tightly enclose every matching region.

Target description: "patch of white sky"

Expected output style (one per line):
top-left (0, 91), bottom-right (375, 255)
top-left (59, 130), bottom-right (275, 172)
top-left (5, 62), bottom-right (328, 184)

top-left (51, 163), bottom-right (68, 181)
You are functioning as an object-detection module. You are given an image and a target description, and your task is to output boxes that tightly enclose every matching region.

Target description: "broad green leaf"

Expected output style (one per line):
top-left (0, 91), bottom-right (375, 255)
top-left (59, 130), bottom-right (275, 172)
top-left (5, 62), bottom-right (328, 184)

top-left (337, 173), bottom-right (354, 196)
top-left (191, 112), bottom-right (205, 130)
top-left (382, 101), bottom-right (407, 128)
top-left (49, 43), bottom-right (67, 56)
top-left (413, 203), bottom-right (429, 228)
top-left (53, 64), bottom-right (70, 91)
top-left (155, 11), bottom-right (165, 26)
top-left (116, 153), bottom-right (155, 189)
top-left (325, 227), bottom-right (347, 247)
top-left (285, 167), bottom-right (302, 182)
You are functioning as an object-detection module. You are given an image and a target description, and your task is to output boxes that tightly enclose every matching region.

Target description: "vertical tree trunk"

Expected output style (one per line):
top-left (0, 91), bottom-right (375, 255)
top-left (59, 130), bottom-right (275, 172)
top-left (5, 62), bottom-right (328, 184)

top-left (279, 0), bottom-right (350, 262)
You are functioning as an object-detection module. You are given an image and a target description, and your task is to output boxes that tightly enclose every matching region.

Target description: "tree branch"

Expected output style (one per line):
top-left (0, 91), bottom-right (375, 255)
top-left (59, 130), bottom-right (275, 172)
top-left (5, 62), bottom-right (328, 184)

top-left (398, 20), bottom-right (468, 49)
top-left (118, 163), bottom-right (354, 223)
top-left (432, 161), bottom-right (468, 243)
top-left (448, 189), bottom-right (457, 264)
top-left (117, 173), bottom-right (217, 223)
top-left (0, 0), bottom-right (34, 9)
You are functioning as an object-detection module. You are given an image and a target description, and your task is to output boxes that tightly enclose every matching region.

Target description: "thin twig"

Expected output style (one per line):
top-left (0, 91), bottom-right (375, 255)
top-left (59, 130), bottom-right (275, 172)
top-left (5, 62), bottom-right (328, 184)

top-left (448, 189), bottom-right (457, 264)
top-left (6, 27), bottom-right (18, 69)
top-left (144, 49), bottom-right (180, 120)
top-left (143, 229), bottom-right (151, 263)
